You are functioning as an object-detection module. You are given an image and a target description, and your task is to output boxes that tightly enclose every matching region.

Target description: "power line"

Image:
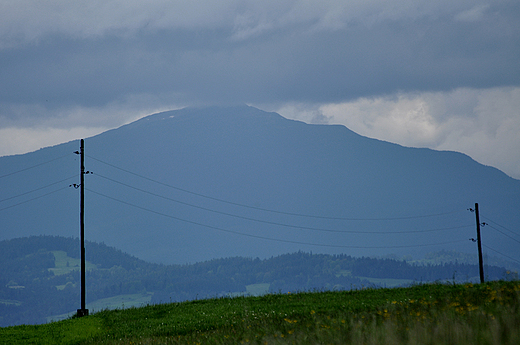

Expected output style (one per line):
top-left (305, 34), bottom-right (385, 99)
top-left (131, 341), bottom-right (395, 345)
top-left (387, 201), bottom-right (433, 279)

top-left (0, 153), bottom-right (71, 179)
top-left (87, 154), bottom-right (463, 221)
top-left (0, 175), bottom-right (77, 204)
top-left (484, 223), bottom-right (520, 245)
top-left (481, 215), bottom-right (520, 238)
top-left (482, 244), bottom-right (520, 265)
top-left (0, 186), bottom-right (70, 213)
top-left (86, 187), bottom-right (468, 249)
top-left (94, 172), bottom-right (473, 235)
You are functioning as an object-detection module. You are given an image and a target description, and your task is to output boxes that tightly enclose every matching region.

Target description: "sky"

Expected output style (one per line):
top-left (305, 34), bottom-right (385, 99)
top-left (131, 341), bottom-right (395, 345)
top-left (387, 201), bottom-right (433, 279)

top-left (1, 1), bottom-right (519, 179)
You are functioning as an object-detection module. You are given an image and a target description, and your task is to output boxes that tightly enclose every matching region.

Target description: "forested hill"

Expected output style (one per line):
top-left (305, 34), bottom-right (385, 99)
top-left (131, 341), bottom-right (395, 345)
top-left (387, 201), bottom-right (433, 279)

top-left (0, 236), bottom-right (516, 327)
top-left (0, 235), bottom-right (153, 271)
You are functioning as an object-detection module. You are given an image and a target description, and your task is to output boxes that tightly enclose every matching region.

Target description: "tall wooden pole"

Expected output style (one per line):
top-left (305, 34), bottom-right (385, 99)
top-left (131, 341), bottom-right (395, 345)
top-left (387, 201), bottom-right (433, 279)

top-left (78, 139), bottom-right (88, 317)
top-left (475, 203), bottom-right (485, 284)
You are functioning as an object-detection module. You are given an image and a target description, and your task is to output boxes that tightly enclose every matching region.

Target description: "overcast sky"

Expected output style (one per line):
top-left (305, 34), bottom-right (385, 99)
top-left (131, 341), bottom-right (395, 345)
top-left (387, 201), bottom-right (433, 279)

top-left (1, 1), bottom-right (519, 179)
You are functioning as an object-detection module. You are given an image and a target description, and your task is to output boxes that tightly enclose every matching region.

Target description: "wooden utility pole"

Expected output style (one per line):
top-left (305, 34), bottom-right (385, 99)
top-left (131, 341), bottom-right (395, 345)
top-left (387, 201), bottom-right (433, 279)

top-left (77, 139), bottom-right (88, 317)
top-left (474, 203), bottom-right (485, 284)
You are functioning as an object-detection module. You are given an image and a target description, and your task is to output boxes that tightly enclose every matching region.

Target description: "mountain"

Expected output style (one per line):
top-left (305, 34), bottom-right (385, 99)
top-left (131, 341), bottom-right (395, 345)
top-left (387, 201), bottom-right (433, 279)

top-left (1, 105), bottom-right (519, 264)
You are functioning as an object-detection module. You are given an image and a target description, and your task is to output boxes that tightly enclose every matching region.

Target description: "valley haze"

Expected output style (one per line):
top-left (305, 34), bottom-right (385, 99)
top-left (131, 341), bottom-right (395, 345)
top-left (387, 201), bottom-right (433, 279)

top-left (0, 105), bottom-right (519, 265)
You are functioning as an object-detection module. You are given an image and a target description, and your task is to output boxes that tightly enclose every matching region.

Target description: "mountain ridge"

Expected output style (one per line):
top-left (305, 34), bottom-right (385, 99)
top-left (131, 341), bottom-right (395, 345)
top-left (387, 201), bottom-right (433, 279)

top-left (0, 105), bottom-right (519, 264)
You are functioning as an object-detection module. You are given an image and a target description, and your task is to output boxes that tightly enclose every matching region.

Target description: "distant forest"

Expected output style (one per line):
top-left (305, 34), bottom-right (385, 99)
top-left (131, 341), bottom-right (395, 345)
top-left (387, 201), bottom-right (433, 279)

top-left (0, 236), bottom-right (515, 327)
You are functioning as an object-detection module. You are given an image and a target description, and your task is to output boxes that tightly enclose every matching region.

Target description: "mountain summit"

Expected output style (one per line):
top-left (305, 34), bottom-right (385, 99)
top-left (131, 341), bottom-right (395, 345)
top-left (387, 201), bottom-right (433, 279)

top-left (1, 105), bottom-right (519, 264)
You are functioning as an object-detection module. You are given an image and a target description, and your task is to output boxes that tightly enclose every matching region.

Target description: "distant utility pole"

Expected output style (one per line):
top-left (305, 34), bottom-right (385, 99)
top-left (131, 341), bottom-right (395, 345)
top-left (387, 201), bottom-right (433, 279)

top-left (473, 203), bottom-right (485, 284)
top-left (75, 139), bottom-right (89, 317)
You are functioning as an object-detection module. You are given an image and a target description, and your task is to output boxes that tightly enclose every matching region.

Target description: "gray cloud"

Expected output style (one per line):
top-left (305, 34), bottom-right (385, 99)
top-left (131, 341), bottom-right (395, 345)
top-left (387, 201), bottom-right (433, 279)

top-left (2, 4), bottom-right (519, 108)
top-left (281, 87), bottom-right (520, 179)
top-left (0, 1), bottom-right (519, 178)
top-left (1, 1), bottom-right (507, 44)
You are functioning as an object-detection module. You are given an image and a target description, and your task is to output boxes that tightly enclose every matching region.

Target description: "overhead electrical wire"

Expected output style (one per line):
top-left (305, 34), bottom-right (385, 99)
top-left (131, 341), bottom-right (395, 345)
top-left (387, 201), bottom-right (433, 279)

top-left (94, 172), bottom-right (473, 235)
top-left (482, 244), bottom-right (520, 265)
top-left (481, 215), bottom-right (520, 238)
top-left (0, 175), bottom-right (77, 204)
top-left (87, 154), bottom-right (464, 221)
top-left (484, 223), bottom-right (520, 245)
top-left (86, 187), bottom-right (469, 250)
top-left (0, 186), bottom-right (70, 213)
top-left (0, 153), bottom-right (71, 179)
top-left (1, 151), bottom-right (515, 258)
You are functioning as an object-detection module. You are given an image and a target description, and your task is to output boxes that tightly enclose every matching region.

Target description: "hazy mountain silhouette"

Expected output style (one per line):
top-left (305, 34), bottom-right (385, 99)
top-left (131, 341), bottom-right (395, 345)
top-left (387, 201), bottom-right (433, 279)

top-left (1, 105), bottom-right (519, 264)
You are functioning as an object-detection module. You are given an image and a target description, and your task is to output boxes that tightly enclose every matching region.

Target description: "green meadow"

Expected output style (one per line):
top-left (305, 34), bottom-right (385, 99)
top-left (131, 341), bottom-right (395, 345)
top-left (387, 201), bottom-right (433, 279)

top-left (49, 251), bottom-right (98, 277)
top-left (1, 280), bottom-right (519, 345)
top-left (47, 293), bottom-right (155, 323)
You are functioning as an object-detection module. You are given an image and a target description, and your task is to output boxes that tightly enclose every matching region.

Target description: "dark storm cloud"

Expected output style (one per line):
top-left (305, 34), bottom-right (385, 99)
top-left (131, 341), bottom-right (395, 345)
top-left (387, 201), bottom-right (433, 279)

top-left (1, 1), bottom-right (520, 179)
top-left (1, 1), bottom-right (519, 112)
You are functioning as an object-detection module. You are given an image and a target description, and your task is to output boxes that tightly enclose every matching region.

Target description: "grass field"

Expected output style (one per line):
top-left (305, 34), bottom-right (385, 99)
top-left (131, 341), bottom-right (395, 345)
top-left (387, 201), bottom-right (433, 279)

top-left (46, 293), bottom-right (154, 323)
top-left (48, 251), bottom-right (97, 276)
top-left (356, 276), bottom-right (415, 288)
top-left (1, 280), bottom-right (519, 344)
top-left (246, 283), bottom-right (270, 296)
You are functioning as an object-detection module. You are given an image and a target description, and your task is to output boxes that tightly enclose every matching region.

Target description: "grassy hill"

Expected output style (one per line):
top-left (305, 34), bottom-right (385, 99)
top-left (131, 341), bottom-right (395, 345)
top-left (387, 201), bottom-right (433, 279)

top-left (1, 280), bottom-right (519, 344)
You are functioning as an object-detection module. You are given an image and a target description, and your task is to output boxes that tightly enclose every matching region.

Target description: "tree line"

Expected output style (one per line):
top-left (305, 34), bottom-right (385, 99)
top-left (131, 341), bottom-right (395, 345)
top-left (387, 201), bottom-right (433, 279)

top-left (0, 236), bottom-right (512, 327)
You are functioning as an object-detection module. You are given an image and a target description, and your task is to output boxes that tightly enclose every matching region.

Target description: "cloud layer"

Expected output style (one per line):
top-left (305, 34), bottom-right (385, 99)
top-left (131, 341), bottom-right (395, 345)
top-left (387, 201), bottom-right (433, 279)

top-left (2, 1), bottom-right (518, 106)
top-left (0, 1), bottom-right (519, 178)
top-left (278, 87), bottom-right (520, 179)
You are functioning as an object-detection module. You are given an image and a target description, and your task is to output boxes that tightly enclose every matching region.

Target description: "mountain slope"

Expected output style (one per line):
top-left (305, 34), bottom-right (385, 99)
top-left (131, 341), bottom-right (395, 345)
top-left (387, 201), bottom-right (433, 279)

top-left (1, 105), bottom-right (519, 264)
